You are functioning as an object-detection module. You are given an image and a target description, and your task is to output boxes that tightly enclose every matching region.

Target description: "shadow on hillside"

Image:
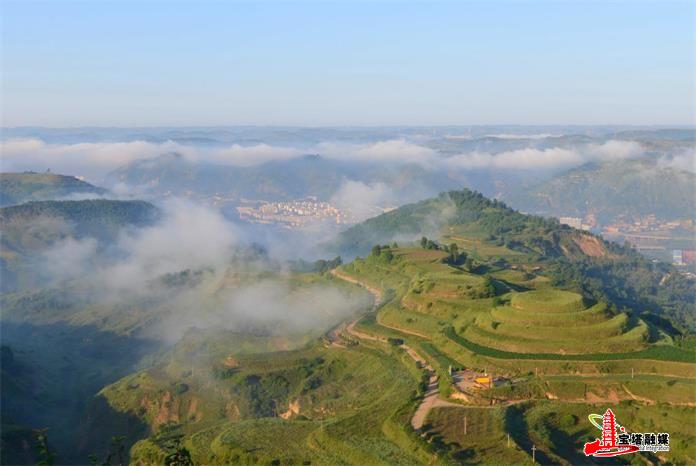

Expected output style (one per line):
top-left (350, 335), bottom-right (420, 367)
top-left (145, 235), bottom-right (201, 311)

top-left (1, 321), bottom-right (157, 465)
top-left (503, 404), bottom-right (555, 465)
top-left (504, 404), bottom-right (639, 466)
top-left (77, 394), bottom-right (149, 464)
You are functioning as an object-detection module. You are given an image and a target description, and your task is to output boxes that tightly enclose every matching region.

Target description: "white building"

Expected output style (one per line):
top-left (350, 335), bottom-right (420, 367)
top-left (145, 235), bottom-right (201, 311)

top-left (673, 250), bottom-right (684, 266)
top-left (559, 216), bottom-right (582, 229)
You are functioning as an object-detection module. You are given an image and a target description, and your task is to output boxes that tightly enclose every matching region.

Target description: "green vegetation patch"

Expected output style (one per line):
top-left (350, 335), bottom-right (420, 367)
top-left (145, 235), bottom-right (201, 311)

top-left (446, 327), bottom-right (696, 362)
top-left (211, 418), bottom-right (319, 464)
top-left (511, 290), bottom-right (585, 313)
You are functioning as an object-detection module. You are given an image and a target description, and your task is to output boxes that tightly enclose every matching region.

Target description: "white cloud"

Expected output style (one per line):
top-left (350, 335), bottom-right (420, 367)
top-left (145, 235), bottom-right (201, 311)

top-left (100, 200), bottom-right (240, 291)
top-left (587, 140), bottom-right (643, 160)
top-left (484, 133), bottom-right (562, 140)
top-left (42, 236), bottom-right (99, 281)
top-left (161, 280), bottom-right (365, 341)
top-left (657, 149), bottom-right (696, 173)
top-left (1, 137), bottom-right (438, 178)
top-left (0, 137), bottom-right (649, 181)
top-left (0, 138), bottom-right (181, 178)
top-left (443, 140), bottom-right (644, 171)
top-left (37, 199), bottom-right (366, 343)
top-left (0, 138), bottom-right (302, 179)
top-left (0, 137), bottom-right (434, 181)
top-left (330, 180), bottom-right (395, 222)
top-left (38, 200), bottom-right (240, 293)
top-left (317, 139), bottom-right (437, 165)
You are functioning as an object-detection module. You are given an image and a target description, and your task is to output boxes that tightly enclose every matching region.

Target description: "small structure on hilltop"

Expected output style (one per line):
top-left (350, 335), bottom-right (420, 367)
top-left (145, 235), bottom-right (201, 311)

top-left (223, 356), bottom-right (240, 368)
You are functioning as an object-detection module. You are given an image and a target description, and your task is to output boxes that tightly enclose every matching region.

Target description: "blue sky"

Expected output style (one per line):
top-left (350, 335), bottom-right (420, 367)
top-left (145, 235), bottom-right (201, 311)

top-left (1, 1), bottom-right (694, 126)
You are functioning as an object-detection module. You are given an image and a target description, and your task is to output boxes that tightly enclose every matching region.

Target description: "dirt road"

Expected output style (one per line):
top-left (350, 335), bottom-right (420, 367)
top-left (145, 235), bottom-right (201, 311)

top-left (330, 268), bottom-right (464, 432)
top-left (411, 375), bottom-right (463, 430)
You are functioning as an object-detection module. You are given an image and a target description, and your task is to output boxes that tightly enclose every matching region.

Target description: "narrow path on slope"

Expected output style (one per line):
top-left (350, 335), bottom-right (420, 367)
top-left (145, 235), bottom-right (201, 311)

top-left (330, 268), bottom-right (464, 433)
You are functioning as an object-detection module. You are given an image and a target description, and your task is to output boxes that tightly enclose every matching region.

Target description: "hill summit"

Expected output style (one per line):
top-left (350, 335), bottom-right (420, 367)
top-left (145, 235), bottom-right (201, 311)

top-left (332, 188), bottom-right (695, 333)
top-left (333, 188), bottom-right (615, 260)
top-left (466, 289), bottom-right (648, 354)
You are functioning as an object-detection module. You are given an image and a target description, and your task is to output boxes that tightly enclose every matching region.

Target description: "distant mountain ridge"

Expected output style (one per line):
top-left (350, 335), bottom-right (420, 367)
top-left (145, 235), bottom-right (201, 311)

top-left (508, 157), bottom-right (695, 224)
top-left (0, 172), bottom-right (107, 207)
top-left (105, 152), bottom-right (470, 204)
top-left (107, 152), bottom-right (359, 200)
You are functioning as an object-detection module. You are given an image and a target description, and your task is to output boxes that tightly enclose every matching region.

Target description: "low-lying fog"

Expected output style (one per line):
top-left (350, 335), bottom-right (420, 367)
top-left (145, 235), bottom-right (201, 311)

top-left (32, 200), bottom-right (372, 344)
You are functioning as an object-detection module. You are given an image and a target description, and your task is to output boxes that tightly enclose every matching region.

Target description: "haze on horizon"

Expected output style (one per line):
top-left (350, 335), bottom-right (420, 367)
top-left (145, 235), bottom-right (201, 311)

top-left (1, 0), bottom-right (694, 128)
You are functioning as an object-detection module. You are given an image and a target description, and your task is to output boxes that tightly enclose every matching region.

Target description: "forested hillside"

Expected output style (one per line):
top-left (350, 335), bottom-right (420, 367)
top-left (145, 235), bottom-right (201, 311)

top-left (333, 189), bottom-right (612, 258)
top-left (0, 200), bottom-right (159, 291)
top-left (0, 199), bottom-right (158, 237)
top-left (0, 172), bottom-right (106, 206)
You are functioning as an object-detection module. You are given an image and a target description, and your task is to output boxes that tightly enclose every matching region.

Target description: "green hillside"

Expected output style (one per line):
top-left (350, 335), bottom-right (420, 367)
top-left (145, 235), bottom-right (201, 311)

top-left (0, 267), bottom-right (369, 465)
top-left (0, 199), bottom-right (159, 291)
top-left (3, 189), bottom-right (694, 466)
top-left (332, 189), bottom-right (609, 259)
top-left (0, 172), bottom-right (107, 206)
top-left (85, 243), bottom-right (696, 465)
top-left (95, 333), bottom-right (430, 465)
top-left (333, 245), bottom-right (695, 463)
top-left (332, 188), bottom-right (695, 332)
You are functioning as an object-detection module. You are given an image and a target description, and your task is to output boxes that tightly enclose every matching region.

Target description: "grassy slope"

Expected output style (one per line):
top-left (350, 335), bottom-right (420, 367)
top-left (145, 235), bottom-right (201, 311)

top-left (13, 240), bottom-right (691, 465)
top-left (426, 401), bottom-right (696, 466)
top-left (343, 247), bottom-right (693, 361)
top-left (6, 187), bottom-right (693, 465)
top-left (337, 245), bottom-right (695, 463)
top-left (105, 335), bottom-right (435, 465)
top-left (1, 270), bottom-right (376, 465)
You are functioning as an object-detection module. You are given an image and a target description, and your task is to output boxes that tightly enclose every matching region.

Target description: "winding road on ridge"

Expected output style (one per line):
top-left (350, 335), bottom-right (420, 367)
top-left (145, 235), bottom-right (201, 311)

top-left (329, 269), bottom-right (464, 431)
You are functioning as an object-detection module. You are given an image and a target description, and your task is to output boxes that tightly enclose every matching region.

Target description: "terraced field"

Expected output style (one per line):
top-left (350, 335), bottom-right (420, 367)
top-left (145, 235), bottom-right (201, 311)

top-left (332, 244), bottom-right (695, 463)
top-left (91, 243), bottom-right (694, 465)
top-left (464, 289), bottom-right (651, 354)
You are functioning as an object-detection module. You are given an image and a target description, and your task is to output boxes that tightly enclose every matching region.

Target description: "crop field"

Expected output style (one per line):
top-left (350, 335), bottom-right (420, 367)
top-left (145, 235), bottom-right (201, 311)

top-left (447, 326), bottom-right (694, 363)
top-left (102, 239), bottom-right (695, 465)
top-left (490, 302), bottom-right (611, 325)
top-left (462, 289), bottom-right (655, 354)
top-left (510, 290), bottom-right (586, 313)
top-left (424, 407), bottom-right (532, 465)
top-left (210, 418), bottom-right (320, 464)
top-left (443, 230), bottom-right (532, 262)
top-left (340, 245), bottom-right (695, 368)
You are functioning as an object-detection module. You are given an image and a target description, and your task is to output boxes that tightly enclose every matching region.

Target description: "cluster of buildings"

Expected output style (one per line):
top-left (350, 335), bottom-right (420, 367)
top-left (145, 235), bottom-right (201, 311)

top-left (602, 215), bottom-right (692, 236)
top-left (601, 217), bottom-right (694, 257)
top-left (559, 214), bottom-right (695, 270)
top-left (236, 198), bottom-right (353, 228)
top-left (672, 249), bottom-right (696, 266)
